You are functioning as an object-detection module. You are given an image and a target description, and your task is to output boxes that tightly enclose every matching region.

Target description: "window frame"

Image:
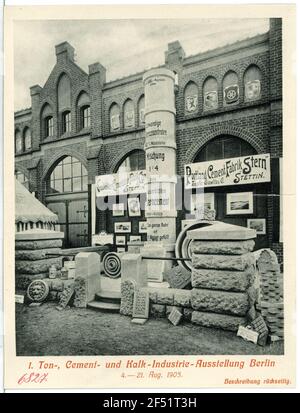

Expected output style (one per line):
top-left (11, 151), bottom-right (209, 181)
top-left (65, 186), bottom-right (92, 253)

top-left (45, 116), bottom-right (54, 138)
top-left (62, 110), bottom-right (72, 134)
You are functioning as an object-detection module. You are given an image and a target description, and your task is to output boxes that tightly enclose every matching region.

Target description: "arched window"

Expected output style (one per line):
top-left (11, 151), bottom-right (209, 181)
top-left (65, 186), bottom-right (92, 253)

top-left (203, 76), bottom-right (218, 111)
top-left (116, 150), bottom-right (146, 173)
top-left (77, 92), bottom-right (91, 129)
top-left (109, 103), bottom-right (120, 132)
top-left (15, 171), bottom-right (29, 189)
top-left (244, 65), bottom-right (262, 101)
top-left (184, 82), bottom-right (198, 114)
top-left (24, 127), bottom-right (32, 150)
top-left (41, 104), bottom-right (54, 139)
top-left (138, 95), bottom-right (145, 126)
top-left (47, 156), bottom-right (88, 194)
top-left (194, 135), bottom-right (256, 163)
top-left (62, 110), bottom-right (71, 134)
top-left (223, 71), bottom-right (239, 105)
top-left (123, 99), bottom-right (135, 129)
top-left (15, 130), bottom-right (22, 154)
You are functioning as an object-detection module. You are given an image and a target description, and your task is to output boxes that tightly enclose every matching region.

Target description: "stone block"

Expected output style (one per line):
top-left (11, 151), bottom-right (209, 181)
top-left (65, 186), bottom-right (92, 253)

top-left (156, 288), bottom-right (175, 305)
top-left (121, 254), bottom-right (148, 287)
top-left (192, 267), bottom-right (254, 292)
top-left (15, 257), bottom-right (62, 275)
top-left (133, 289), bottom-right (149, 319)
top-left (191, 288), bottom-right (249, 316)
top-left (15, 273), bottom-right (48, 290)
top-left (144, 287), bottom-right (158, 303)
top-left (173, 290), bottom-right (191, 307)
top-left (131, 318), bottom-right (147, 325)
top-left (166, 305), bottom-right (182, 316)
top-left (141, 243), bottom-right (175, 283)
top-left (163, 265), bottom-right (191, 289)
top-left (150, 303), bottom-right (166, 318)
top-left (15, 239), bottom-right (63, 250)
top-left (57, 284), bottom-right (75, 309)
top-left (191, 311), bottom-right (246, 332)
top-left (73, 277), bottom-right (87, 308)
top-left (15, 248), bottom-right (61, 261)
top-left (191, 239), bottom-right (255, 255)
top-left (168, 307), bottom-right (183, 326)
top-left (50, 279), bottom-right (65, 292)
top-left (183, 308), bottom-right (193, 321)
top-left (120, 279), bottom-right (136, 316)
top-left (192, 252), bottom-right (255, 271)
top-left (75, 252), bottom-right (101, 304)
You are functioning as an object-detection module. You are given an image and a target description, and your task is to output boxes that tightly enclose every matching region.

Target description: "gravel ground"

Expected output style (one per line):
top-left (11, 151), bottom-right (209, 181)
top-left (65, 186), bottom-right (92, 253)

top-left (16, 302), bottom-right (284, 356)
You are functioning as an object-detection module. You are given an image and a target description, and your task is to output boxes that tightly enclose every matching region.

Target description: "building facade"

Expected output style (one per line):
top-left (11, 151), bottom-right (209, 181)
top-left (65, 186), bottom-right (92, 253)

top-left (14, 18), bottom-right (282, 262)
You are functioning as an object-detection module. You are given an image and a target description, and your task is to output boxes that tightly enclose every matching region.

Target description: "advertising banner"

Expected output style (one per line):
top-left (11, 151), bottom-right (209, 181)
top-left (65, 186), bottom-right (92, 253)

top-left (184, 153), bottom-right (271, 189)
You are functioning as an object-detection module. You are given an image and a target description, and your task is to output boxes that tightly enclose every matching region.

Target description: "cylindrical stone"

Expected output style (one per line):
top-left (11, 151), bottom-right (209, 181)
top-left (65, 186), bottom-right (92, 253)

top-left (191, 239), bottom-right (255, 255)
top-left (191, 267), bottom-right (254, 292)
top-left (191, 288), bottom-right (249, 316)
top-left (191, 311), bottom-right (246, 332)
top-left (192, 252), bottom-right (255, 271)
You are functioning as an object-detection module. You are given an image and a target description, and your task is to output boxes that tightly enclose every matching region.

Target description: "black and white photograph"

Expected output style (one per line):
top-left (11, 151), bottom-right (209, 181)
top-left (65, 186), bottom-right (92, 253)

top-left (114, 222), bottom-right (131, 233)
top-left (115, 235), bottom-right (126, 246)
top-left (247, 218), bottom-right (266, 235)
top-left (4, 3), bottom-right (296, 391)
top-left (112, 203), bottom-right (124, 217)
top-left (127, 197), bottom-right (141, 217)
top-left (226, 192), bottom-right (254, 215)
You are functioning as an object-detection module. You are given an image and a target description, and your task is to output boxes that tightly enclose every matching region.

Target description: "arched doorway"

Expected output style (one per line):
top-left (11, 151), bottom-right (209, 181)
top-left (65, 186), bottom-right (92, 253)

top-left (45, 156), bottom-right (89, 248)
top-left (191, 135), bottom-right (269, 249)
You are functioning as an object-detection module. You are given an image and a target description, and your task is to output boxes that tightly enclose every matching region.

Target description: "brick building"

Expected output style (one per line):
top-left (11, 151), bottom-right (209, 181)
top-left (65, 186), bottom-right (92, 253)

top-left (14, 18), bottom-right (282, 262)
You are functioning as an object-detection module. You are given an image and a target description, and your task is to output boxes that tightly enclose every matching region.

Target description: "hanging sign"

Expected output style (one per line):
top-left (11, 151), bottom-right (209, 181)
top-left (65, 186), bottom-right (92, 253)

top-left (95, 170), bottom-right (147, 197)
top-left (184, 153), bottom-right (271, 189)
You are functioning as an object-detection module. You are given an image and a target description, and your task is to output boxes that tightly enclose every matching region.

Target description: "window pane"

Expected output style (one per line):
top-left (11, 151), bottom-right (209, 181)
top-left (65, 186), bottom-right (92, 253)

top-left (207, 140), bottom-right (223, 161)
top-left (224, 138), bottom-right (241, 158)
top-left (63, 163), bottom-right (72, 178)
top-left (53, 164), bottom-right (62, 180)
top-left (63, 178), bottom-right (72, 192)
top-left (82, 176), bottom-right (88, 191)
top-left (72, 162), bottom-right (82, 177)
top-left (63, 156), bottom-right (72, 165)
top-left (54, 180), bottom-right (63, 193)
top-left (73, 177), bottom-right (82, 191)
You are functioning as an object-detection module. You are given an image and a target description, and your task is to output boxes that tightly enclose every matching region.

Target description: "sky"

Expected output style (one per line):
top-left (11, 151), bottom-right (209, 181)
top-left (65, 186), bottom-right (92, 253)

top-left (14, 18), bottom-right (269, 110)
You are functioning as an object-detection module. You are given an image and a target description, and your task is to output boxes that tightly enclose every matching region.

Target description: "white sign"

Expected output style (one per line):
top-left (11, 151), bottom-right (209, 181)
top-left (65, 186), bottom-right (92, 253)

top-left (95, 170), bottom-right (147, 197)
top-left (185, 153), bottom-right (271, 189)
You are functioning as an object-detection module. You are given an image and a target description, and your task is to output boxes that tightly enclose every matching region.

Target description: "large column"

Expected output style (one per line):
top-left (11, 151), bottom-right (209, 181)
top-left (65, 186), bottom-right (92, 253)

top-left (142, 68), bottom-right (177, 282)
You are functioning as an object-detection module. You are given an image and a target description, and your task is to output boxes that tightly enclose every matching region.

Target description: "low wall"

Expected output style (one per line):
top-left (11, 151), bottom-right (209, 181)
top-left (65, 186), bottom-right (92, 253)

top-left (15, 230), bottom-right (64, 290)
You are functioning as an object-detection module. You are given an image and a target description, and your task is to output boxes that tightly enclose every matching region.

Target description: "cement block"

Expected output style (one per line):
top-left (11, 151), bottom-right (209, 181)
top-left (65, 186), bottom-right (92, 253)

top-left (15, 239), bottom-right (63, 250)
top-left (150, 303), bottom-right (166, 318)
top-left (75, 252), bottom-right (101, 304)
top-left (191, 288), bottom-right (249, 316)
top-left (121, 253), bottom-right (148, 287)
top-left (15, 248), bottom-right (61, 261)
top-left (156, 288), bottom-right (175, 305)
top-left (192, 267), bottom-right (254, 292)
top-left (120, 279), bottom-right (136, 316)
top-left (191, 239), bottom-right (255, 255)
top-left (192, 252), bottom-right (255, 271)
top-left (192, 311), bottom-right (246, 332)
top-left (15, 257), bottom-right (62, 275)
top-left (173, 290), bottom-right (191, 307)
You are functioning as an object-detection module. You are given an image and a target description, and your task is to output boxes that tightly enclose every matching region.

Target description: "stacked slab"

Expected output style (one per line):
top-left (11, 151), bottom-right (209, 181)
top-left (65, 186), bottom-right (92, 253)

top-left (187, 221), bottom-right (257, 332)
top-left (256, 249), bottom-right (284, 338)
top-left (15, 229), bottom-right (64, 290)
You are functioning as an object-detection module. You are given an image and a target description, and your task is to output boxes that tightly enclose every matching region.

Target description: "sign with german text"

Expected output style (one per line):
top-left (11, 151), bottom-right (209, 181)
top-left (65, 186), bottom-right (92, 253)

top-left (184, 153), bottom-right (271, 189)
